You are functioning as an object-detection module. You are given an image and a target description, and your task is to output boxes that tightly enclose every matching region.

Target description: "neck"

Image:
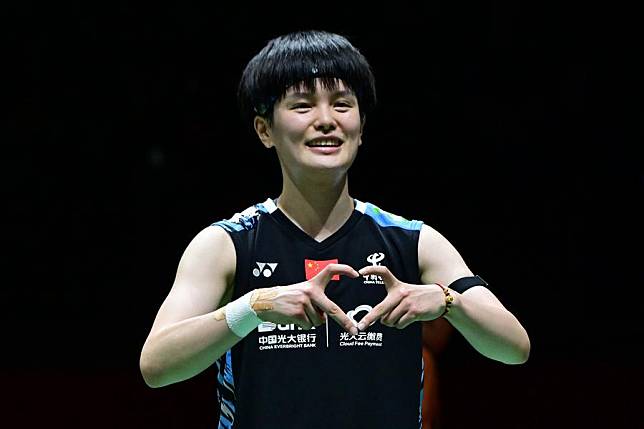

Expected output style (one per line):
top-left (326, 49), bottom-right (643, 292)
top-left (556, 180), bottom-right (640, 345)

top-left (276, 170), bottom-right (354, 241)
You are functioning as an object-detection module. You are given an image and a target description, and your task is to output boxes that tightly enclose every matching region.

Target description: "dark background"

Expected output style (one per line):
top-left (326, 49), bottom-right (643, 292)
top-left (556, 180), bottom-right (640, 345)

top-left (7, 2), bottom-right (642, 428)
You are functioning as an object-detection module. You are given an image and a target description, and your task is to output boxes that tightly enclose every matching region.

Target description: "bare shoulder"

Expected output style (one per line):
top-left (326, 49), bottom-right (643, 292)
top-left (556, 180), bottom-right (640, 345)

top-left (417, 223), bottom-right (472, 285)
top-left (176, 225), bottom-right (236, 283)
top-left (147, 225), bottom-right (236, 336)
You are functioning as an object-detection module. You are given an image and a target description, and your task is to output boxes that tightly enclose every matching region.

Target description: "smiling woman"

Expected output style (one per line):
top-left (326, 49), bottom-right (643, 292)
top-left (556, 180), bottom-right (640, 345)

top-left (253, 80), bottom-right (364, 176)
top-left (139, 30), bottom-right (530, 429)
top-left (237, 31), bottom-right (376, 127)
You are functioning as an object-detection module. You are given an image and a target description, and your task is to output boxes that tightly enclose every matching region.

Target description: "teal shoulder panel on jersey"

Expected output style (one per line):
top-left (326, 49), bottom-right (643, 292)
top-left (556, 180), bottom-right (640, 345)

top-left (212, 198), bottom-right (275, 232)
top-left (361, 202), bottom-right (423, 231)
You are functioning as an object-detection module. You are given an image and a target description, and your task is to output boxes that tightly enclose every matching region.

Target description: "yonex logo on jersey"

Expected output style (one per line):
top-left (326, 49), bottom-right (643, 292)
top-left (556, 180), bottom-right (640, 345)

top-left (252, 262), bottom-right (278, 278)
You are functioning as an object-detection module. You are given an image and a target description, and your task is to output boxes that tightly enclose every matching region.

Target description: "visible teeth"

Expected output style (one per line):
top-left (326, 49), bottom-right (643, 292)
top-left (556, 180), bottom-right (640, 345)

top-left (308, 140), bottom-right (340, 146)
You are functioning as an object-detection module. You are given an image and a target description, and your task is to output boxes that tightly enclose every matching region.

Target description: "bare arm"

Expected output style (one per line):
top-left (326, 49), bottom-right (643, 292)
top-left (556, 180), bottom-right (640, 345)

top-left (139, 226), bottom-right (360, 388)
top-left (417, 224), bottom-right (530, 364)
top-left (357, 224), bottom-right (530, 364)
top-left (139, 226), bottom-right (241, 388)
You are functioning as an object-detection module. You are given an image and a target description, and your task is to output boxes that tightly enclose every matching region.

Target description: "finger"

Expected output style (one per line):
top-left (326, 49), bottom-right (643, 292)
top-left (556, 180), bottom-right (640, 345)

top-left (294, 312), bottom-right (313, 330)
top-left (317, 307), bottom-right (326, 320)
top-left (382, 302), bottom-right (406, 326)
top-left (312, 264), bottom-right (359, 288)
top-left (357, 296), bottom-right (399, 331)
top-left (357, 265), bottom-right (397, 289)
top-left (304, 301), bottom-right (325, 327)
top-left (376, 310), bottom-right (392, 327)
top-left (311, 294), bottom-right (358, 335)
top-left (394, 313), bottom-right (416, 329)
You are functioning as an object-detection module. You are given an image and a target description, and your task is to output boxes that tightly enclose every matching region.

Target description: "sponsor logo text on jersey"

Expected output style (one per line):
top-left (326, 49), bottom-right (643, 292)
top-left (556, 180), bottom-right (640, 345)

top-left (363, 252), bottom-right (385, 285)
top-left (340, 304), bottom-right (384, 347)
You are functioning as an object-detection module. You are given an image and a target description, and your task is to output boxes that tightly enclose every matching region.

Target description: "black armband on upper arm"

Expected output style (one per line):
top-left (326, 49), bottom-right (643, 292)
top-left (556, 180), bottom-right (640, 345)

top-left (448, 275), bottom-right (489, 293)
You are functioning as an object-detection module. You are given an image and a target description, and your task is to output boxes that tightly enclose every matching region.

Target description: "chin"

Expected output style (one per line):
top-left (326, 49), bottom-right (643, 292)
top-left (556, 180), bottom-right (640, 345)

top-left (306, 159), bottom-right (354, 175)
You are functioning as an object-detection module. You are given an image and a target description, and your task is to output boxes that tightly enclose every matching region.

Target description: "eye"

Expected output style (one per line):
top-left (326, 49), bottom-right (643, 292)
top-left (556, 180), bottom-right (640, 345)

top-left (334, 100), bottom-right (354, 112)
top-left (291, 103), bottom-right (311, 111)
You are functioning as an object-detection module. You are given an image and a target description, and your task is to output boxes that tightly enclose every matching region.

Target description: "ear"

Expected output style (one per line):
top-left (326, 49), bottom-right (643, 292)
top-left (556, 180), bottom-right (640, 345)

top-left (254, 116), bottom-right (273, 149)
top-left (358, 117), bottom-right (366, 146)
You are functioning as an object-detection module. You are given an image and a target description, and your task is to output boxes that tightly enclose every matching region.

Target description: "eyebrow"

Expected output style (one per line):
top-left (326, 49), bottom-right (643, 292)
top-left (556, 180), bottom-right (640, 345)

top-left (284, 90), bottom-right (356, 99)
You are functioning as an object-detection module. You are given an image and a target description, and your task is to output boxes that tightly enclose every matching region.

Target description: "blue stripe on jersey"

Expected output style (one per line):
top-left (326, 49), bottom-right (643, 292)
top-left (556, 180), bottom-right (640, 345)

top-left (419, 356), bottom-right (424, 428)
top-left (213, 201), bottom-right (272, 232)
top-left (216, 350), bottom-right (236, 429)
top-left (218, 414), bottom-right (233, 429)
top-left (363, 203), bottom-right (423, 231)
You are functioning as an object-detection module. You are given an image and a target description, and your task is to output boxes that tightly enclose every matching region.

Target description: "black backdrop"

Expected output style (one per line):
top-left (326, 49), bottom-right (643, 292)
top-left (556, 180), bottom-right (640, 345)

top-left (7, 2), bottom-right (642, 428)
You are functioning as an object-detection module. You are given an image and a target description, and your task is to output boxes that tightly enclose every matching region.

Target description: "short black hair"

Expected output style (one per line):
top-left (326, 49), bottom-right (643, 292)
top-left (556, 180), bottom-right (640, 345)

top-left (237, 30), bottom-right (376, 126)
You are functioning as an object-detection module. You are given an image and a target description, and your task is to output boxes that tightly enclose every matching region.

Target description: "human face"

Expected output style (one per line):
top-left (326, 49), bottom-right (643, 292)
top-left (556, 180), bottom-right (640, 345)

top-left (257, 79), bottom-right (363, 178)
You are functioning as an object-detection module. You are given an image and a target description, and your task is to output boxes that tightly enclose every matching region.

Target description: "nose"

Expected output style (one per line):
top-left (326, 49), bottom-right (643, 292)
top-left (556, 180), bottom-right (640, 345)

top-left (313, 105), bottom-right (337, 133)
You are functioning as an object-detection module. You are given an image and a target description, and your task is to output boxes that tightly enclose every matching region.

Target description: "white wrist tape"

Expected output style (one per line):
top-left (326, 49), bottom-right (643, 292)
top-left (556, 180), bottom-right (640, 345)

top-left (225, 290), bottom-right (262, 338)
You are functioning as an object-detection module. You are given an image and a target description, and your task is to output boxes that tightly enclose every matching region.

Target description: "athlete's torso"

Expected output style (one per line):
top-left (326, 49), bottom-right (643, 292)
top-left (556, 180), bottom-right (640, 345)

top-left (213, 198), bottom-right (425, 429)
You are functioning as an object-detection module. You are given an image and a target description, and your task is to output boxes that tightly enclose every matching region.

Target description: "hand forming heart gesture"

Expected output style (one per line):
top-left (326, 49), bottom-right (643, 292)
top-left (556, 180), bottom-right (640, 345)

top-left (253, 263), bottom-right (360, 336)
top-left (356, 265), bottom-right (447, 331)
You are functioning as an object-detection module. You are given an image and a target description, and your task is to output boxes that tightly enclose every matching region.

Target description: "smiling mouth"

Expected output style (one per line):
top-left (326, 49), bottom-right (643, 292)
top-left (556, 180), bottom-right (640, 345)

top-left (305, 138), bottom-right (343, 147)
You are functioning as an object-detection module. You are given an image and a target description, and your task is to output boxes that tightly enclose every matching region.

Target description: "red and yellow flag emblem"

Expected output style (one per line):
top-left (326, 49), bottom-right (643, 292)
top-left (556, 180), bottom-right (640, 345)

top-left (304, 259), bottom-right (339, 280)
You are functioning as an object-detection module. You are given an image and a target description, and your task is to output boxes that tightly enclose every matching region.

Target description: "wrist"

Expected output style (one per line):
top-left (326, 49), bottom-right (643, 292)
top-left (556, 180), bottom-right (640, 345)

top-left (219, 290), bottom-right (263, 338)
top-left (435, 283), bottom-right (454, 317)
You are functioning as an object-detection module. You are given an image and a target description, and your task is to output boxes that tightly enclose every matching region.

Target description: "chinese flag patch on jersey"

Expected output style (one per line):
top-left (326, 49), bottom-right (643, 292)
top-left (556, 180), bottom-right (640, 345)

top-left (305, 259), bottom-right (340, 280)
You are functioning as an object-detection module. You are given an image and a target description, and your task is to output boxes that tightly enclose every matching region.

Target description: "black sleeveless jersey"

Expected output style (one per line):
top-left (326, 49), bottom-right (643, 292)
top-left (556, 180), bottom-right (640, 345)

top-left (212, 198), bottom-right (425, 429)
